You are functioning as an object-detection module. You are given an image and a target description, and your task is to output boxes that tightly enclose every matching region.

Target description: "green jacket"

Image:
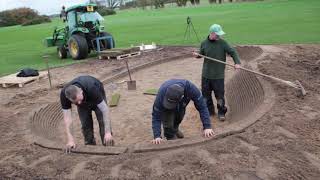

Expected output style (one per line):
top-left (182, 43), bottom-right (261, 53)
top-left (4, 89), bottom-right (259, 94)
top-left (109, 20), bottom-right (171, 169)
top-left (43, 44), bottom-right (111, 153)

top-left (199, 37), bottom-right (240, 79)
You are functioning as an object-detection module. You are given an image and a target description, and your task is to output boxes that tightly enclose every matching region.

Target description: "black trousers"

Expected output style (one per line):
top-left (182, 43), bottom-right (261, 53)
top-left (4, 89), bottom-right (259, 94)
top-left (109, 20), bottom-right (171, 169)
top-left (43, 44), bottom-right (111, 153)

top-left (77, 105), bottom-right (106, 146)
top-left (161, 107), bottom-right (186, 139)
top-left (201, 77), bottom-right (227, 115)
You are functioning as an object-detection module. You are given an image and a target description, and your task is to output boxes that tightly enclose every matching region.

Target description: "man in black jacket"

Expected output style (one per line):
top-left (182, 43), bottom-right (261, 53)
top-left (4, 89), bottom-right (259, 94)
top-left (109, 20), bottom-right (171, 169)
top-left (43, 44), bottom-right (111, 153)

top-left (60, 75), bottom-right (113, 152)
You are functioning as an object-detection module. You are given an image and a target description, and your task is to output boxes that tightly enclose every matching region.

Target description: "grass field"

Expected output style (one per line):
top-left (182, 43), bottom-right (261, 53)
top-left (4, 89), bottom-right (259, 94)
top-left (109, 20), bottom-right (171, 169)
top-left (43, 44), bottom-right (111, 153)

top-left (0, 0), bottom-right (319, 76)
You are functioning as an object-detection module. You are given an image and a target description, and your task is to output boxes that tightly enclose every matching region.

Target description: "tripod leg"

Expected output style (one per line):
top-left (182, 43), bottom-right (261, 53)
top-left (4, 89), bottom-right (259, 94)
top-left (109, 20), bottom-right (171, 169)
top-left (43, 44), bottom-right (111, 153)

top-left (191, 22), bottom-right (200, 42)
top-left (187, 24), bottom-right (191, 40)
top-left (184, 25), bottom-right (189, 40)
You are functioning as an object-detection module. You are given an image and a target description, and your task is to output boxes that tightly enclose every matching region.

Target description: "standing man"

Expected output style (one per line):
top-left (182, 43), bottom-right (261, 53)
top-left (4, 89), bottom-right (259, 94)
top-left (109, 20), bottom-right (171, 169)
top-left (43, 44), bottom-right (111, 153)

top-left (152, 79), bottom-right (215, 144)
top-left (193, 24), bottom-right (241, 121)
top-left (60, 75), bottom-right (114, 152)
top-left (60, 6), bottom-right (66, 21)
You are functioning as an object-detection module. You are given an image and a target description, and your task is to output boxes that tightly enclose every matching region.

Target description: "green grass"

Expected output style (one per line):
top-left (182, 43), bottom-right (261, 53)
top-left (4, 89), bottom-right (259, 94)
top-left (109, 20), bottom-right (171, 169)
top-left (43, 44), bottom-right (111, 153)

top-left (143, 88), bottom-right (158, 95)
top-left (109, 93), bottom-right (121, 107)
top-left (0, 0), bottom-right (319, 76)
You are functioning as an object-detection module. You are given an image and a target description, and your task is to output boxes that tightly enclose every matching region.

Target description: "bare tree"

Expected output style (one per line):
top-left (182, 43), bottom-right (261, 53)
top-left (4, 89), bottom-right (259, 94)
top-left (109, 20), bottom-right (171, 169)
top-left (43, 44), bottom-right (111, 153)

top-left (118, 0), bottom-right (125, 7)
top-left (106, 0), bottom-right (120, 9)
top-left (153, 0), bottom-right (165, 8)
top-left (138, 0), bottom-right (149, 9)
top-left (89, 0), bottom-right (104, 6)
top-left (176, 0), bottom-right (187, 6)
top-left (208, 0), bottom-right (222, 4)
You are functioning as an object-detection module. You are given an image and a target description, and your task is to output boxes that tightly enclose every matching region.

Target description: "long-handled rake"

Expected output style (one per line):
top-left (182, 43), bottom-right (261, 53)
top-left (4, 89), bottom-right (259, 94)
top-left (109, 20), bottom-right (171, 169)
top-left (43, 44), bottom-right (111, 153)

top-left (194, 53), bottom-right (306, 96)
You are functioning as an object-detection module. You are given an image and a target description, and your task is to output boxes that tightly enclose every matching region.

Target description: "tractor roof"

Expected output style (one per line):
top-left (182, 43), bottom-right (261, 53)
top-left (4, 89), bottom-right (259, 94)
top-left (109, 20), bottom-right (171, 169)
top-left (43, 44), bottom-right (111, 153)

top-left (66, 3), bottom-right (97, 13)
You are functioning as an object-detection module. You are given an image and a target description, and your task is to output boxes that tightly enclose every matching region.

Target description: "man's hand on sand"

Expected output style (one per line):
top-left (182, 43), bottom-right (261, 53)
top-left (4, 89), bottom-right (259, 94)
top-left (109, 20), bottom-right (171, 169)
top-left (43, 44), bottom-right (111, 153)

top-left (104, 132), bottom-right (114, 146)
top-left (65, 139), bottom-right (76, 154)
top-left (203, 129), bottom-right (215, 138)
top-left (152, 137), bottom-right (163, 145)
top-left (192, 51), bottom-right (199, 57)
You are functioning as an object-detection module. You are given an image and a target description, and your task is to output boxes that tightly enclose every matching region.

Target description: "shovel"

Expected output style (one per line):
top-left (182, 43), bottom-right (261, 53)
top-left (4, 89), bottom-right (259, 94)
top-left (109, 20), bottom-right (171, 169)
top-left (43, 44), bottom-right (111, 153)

top-left (124, 59), bottom-right (136, 90)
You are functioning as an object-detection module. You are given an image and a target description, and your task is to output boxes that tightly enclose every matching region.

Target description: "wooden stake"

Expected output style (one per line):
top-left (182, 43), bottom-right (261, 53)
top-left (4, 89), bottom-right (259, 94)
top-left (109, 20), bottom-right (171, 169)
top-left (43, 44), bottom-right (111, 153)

top-left (43, 55), bottom-right (52, 89)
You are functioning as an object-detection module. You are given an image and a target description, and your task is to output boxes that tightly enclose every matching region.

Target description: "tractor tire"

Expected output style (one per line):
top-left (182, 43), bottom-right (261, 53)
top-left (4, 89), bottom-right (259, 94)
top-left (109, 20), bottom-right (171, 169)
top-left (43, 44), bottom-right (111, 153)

top-left (57, 46), bottom-right (67, 59)
top-left (100, 32), bottom-right (115, 49)
top-left (68, 34), bottom-right (88, 60)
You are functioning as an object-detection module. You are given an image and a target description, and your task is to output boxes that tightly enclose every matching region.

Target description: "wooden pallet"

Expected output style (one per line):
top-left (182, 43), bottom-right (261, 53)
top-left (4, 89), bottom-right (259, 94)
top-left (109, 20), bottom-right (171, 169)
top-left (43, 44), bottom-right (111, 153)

top-left (0, 71), bottom-right (48, 88)
top-left (100, 47), bottom-right (140, 54)
top-left (99, 51), bottom-right (141, 60)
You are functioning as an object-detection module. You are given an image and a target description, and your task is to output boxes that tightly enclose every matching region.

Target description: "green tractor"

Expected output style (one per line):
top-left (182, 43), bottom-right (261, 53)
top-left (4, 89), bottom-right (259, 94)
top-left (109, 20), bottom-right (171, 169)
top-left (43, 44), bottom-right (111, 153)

top-left (45, 3), bottom-right (115, 60)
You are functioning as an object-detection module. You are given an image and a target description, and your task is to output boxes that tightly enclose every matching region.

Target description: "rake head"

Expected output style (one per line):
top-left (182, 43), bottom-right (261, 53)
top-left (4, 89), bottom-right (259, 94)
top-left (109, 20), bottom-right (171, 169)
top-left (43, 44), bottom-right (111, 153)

top-left (295, 80), bottom-right (306, 97)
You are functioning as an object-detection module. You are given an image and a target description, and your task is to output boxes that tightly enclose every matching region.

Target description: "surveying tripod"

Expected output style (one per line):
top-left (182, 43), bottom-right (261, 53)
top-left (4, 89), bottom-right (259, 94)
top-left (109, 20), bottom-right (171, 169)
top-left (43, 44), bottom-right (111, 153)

top-left (184, 16), bottom-right (200, 42)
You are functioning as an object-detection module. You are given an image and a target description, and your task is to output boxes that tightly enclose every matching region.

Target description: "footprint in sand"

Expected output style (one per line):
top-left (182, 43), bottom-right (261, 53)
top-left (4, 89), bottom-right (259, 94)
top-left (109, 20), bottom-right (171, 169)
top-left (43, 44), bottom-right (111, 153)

top-left (239, 139), bottom-right (260, 152)
top-left (177, 174), bottom-right (200, 180)
top-left (111, 163), bottom-right (123, 178)
top-left (66, 161), bottom-right (89, 179)
top-left (256, 157), bottom-right (278, 179)
top-left (224, 172), bottom-right (263, 180)
top-left (303, 151), bottom-right (320, 171)
top-left (0, 154), bottom-right (14, 164)
top-left (65, 156), bottom-right (100, 179)
top-left (149, 158), bottom-right (163, 176)
top-left (196, 149), bottom-right (217, 165)
top-left (276, 126), bottom-right (297, 139)
top-left (27, 155), bottom-right (52, 168)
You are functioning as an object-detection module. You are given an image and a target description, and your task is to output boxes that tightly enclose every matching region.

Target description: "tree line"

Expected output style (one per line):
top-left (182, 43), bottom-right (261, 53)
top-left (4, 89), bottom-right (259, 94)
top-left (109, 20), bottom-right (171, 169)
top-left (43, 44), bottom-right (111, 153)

top-left (0, 8), bottom-right (51, 27)
top-left (99, 0), bottom-right (263, 9)
top-left (0, 0), bottom-right (262, 27)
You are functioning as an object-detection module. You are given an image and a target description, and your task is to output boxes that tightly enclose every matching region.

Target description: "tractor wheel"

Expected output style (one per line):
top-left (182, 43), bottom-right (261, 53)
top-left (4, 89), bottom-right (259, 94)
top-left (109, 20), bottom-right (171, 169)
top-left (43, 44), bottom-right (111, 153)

top-left (57, 46), bottom-right (67, 59)
top-left (68, 34), bottom-right (88, 60)
top-left (100, 32), bottom-right (115, 49)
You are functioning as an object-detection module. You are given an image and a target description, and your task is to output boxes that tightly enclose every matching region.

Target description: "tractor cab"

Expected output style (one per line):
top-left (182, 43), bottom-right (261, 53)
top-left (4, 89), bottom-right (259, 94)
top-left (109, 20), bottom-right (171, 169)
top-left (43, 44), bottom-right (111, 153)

top-left (66, 4), bottom-right (104, 33)
top-left (44, 3), bottom-right (115, 60)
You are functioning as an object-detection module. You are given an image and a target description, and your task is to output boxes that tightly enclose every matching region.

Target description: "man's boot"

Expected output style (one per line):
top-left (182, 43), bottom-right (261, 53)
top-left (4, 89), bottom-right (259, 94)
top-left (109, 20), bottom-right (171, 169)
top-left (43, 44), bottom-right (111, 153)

top-left (176, 130), bottom-right (184, 139)
top-left (82, 129), bottom-right (97, 145)
top-left (218, 112), bottom-right (226, 121)
top-left (217, 99), bottom-right (227, 121)
top-left (85, 138), bottom-right (96, 145)
top-left (218, 106), bottom-right (227, 121)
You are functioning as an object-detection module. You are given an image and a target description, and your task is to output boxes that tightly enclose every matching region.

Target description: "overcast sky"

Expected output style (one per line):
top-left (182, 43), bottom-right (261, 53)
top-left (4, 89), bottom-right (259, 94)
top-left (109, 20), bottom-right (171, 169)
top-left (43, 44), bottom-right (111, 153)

top-left (0, 0), bottom-right (88, 15)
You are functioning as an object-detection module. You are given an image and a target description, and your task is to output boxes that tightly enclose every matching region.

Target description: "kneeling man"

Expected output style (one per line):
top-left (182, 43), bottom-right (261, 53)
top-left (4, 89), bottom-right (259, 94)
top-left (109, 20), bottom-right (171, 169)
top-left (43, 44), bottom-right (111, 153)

top-left (152, 79), bottom-right (215, 144)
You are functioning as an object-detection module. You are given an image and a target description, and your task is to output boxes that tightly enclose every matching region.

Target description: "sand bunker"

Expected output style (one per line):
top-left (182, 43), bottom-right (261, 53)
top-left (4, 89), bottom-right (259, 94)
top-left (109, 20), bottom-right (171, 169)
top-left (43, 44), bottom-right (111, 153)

top-left (29, 46), bottom-right (275, 155)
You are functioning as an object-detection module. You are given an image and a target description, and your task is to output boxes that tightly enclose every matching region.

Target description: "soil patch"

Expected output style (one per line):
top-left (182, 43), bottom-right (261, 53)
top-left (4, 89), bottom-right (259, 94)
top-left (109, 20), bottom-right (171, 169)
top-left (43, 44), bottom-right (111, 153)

top-left (0, 45), bottom-right (319, 179)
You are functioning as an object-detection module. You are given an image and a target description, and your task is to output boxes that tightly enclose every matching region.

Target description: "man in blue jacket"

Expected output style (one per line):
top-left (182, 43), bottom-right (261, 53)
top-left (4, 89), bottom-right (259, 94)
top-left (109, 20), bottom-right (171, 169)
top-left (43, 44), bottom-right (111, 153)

top-left (152, 79), bottom-right (215, 144)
